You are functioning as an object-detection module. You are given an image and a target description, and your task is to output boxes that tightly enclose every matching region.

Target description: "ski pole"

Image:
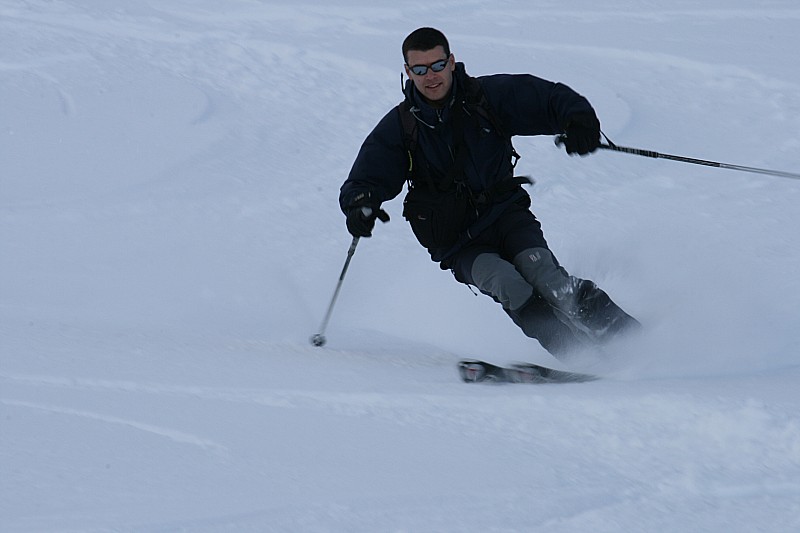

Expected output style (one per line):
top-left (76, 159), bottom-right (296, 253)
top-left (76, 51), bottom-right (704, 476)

top-left (555, 134), bottom-right (800, 180)
top-left (310, 236), bottom-right (360, 347)
top-left (309, 207), bottom-right (389, 347)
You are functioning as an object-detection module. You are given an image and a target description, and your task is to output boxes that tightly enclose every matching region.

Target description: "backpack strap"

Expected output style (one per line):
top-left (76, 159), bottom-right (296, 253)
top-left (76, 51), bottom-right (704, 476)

top-left (460, 74), bottom-right (521, 169)
top-left (397, 100), bottom-right (443, 192)
top-left (397, 99), bottom-right (417, 180)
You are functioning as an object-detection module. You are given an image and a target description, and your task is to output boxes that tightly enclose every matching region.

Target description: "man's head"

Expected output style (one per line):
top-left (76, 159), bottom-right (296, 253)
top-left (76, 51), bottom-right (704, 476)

top-left (402, 27), bottom-right (455, 106)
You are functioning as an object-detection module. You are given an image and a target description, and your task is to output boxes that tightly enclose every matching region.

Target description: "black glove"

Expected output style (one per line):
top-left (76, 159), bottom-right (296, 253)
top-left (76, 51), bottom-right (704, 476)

top-left (562, 112), bottom-right (601, 156)
top-left (345, 192), bottom-right (390, 237)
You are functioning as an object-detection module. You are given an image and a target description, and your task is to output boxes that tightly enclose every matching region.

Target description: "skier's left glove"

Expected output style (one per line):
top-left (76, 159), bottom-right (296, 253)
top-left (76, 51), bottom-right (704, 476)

top-left (562, 112), bottom-right (601, 156)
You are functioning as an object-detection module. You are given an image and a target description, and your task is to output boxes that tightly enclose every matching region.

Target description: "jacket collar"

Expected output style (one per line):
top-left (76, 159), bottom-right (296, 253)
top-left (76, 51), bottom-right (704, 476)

top-left (402, 62), bottom-right (467, 129)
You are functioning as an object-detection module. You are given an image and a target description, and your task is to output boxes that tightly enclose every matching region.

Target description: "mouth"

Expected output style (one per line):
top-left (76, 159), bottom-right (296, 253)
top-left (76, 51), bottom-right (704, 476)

top-left (425, 82), bottom-right (443, 91)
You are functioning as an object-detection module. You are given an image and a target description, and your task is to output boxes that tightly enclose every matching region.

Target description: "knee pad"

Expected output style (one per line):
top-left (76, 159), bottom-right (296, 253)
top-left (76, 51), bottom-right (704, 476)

top-left (512, 248), bottom-right (571, 301)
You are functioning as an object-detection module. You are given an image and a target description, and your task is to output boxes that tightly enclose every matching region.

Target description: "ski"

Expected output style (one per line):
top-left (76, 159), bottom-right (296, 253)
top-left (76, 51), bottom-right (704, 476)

top-left (457, 359), bottom-right (599, 384)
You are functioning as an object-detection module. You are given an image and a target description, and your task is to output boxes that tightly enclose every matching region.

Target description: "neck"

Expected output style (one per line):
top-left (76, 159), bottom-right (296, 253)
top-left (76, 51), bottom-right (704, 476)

top-left (424, 94), bottom-right (450, 109)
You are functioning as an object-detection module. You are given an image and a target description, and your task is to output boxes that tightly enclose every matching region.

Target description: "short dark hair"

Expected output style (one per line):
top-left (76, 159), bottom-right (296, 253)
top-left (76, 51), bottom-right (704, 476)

top-left (402, 27), bottom-right (450, 64)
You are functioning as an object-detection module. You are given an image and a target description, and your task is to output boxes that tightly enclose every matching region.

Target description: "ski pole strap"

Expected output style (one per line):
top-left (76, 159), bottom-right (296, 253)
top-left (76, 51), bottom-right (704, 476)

top-left (597, 131), bottom-right (800, 181)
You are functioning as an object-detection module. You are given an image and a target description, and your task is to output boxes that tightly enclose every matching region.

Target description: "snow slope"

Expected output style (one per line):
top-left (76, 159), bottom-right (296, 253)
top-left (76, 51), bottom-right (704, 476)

top-left (2, 1), bottom-right (800, 531)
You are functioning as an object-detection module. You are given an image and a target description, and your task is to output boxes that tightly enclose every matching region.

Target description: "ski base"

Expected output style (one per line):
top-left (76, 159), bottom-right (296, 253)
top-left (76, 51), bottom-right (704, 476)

top-left (458, 359), bottom-right (599, 384)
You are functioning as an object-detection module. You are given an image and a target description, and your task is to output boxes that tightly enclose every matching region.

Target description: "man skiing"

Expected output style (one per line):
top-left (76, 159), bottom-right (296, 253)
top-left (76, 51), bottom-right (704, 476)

top-left (340, 27), bottom-right (639, 359)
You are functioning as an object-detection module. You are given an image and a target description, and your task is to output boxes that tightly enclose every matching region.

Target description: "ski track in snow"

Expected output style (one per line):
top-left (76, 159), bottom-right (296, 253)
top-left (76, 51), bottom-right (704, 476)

top-left (3, 1), bottom-right (800, 531)
top-left (1, 398), bottom-right (229, 457)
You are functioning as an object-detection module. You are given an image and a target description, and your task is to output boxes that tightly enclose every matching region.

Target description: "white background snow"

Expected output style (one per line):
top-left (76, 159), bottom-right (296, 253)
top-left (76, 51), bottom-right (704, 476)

top-left (2, 1), bottom-right (800, 531)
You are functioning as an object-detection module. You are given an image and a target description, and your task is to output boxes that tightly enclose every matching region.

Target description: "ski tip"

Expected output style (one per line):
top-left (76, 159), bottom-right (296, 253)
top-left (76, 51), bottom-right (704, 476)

top-left (457, 360), bottom-right (490, 383)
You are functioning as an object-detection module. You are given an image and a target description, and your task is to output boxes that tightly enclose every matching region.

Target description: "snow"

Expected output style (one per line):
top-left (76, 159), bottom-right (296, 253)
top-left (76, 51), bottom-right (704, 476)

top-left (2, 1), bottom-right (800, 531)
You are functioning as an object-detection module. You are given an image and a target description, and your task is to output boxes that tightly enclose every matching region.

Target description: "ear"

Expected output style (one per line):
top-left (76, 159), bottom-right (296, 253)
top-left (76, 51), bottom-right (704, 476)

top-left (404, 63), bottom-right (412, 77)
top-left (448, 54), bottom-right (456, 70)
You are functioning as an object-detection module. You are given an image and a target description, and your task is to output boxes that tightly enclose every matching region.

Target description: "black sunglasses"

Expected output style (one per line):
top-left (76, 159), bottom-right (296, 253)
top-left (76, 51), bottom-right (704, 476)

top-left (408, 58), bottom-right (449, 76)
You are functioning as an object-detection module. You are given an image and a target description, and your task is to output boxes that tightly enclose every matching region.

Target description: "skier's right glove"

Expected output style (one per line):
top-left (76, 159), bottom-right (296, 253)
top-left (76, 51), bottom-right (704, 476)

top-left (345, 192), bottom-right (390, 238)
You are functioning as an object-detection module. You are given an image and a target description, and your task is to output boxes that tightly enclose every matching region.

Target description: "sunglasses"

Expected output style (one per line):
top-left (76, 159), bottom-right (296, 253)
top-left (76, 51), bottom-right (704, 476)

top-left (407, 57), bottom-right (450, 76)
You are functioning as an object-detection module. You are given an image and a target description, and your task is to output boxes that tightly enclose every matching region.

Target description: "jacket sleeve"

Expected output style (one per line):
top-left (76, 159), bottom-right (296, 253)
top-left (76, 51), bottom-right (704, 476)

top-left (339, 107), bottom-right (409, 212)
top-left (479, 74), bottom-right (597, 137)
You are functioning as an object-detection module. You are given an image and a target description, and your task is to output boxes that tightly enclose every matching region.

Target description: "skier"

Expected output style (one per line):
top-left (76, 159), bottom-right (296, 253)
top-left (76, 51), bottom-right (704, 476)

top-left (339, 27), bottom-right (639, 359)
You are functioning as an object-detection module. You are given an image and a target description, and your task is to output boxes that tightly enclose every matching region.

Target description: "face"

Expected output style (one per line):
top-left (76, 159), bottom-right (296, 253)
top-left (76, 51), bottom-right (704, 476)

top-left (404, 46), bottom-right (455, 106)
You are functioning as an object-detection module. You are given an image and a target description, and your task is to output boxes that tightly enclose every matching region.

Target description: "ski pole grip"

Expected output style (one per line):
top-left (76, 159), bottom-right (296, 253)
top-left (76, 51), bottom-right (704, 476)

top-left (360, 206), bottom-right (390, 223)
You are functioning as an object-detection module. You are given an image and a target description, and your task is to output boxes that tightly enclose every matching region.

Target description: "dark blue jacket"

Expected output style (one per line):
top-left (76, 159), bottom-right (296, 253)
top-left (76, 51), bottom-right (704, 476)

top-left (340, 63), bottom-right (597, 260)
